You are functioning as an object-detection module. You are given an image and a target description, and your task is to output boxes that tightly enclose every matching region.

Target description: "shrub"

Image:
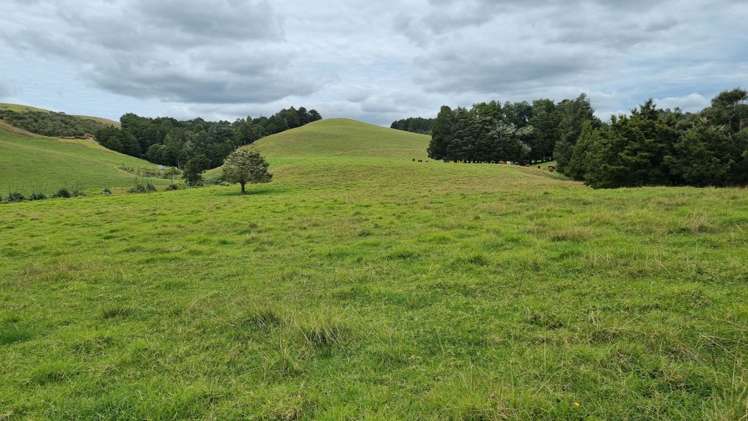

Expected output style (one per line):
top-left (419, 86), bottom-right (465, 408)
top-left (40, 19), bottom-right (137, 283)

top-left (165, 184), bottom-right (181, 191)
top-left (128, 184), bottom-right (146, 193)
top-left (6, 192), bottom-right (25, 202)
top-left (29, 192), bottom-right (47, 201)
top-left (102, 187), bottom-right (112, 195)
top-left (128, 182), bottom-right (157, 194)
top-left (54, 188), bottom-right (72, 198)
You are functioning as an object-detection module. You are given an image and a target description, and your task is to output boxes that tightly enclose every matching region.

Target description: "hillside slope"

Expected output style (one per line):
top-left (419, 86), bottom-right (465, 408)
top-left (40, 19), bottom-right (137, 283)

top-left (0, 125), bottom-right (168, 195)
top-left (251, 118), bottom-right (430, 159)
top-left (0, 103), bottom-right (119, 127)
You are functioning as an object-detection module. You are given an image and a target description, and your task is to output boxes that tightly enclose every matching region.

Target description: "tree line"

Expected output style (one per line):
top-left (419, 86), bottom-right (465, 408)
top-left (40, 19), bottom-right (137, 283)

top-left (429, 96), bottom-right (591, 164)
top-left (0, 109), bottom-right (112, 138)
top-left (95, 107), bottom-right (321, 172)
top-left (428, 89), bottom-right (748, 187)
top-left (563, 89), bottom-right (748, 188)
top-left (391, 117), bottom-right (436, 134)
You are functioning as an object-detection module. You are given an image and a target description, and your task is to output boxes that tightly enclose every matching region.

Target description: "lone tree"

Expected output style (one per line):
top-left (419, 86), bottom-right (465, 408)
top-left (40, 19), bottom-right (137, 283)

top-left (223, 149), bottom-right (272, 193)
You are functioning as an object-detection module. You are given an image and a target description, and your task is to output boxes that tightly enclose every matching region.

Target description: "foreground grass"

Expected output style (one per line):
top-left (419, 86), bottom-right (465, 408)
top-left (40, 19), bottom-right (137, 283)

top-left (0, 126), bottom-right (168, 196)
top-left (1, 154), bottom-right (746, 419)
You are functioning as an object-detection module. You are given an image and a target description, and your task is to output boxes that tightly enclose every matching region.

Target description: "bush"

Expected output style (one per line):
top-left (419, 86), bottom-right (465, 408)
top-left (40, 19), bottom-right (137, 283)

top-left (6, 192), bottom-right (25, 202)
top-left (128, 184), bottom-right (146, 193)
top-left (129, 182), bottom-right (157, 194)
top-left (54, 188), bottom-right (72, 198)
top-left (165, 184), bottom-right (180, 191)
top-left (29, 192), bottom-right (47, 201)
top-left (102, 187), bottom-right (112, 195)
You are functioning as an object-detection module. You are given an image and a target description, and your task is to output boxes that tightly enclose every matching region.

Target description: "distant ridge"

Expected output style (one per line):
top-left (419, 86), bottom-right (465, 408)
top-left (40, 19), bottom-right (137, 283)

top-left (0, 103), bottom-right (119, 127)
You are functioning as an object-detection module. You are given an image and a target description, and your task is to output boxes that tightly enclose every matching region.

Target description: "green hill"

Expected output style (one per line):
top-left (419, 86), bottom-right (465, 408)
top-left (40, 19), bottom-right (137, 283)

top-left (0, 124), bottom-right (169, 195)
top-left (251, 118), bottom-right (430, 159)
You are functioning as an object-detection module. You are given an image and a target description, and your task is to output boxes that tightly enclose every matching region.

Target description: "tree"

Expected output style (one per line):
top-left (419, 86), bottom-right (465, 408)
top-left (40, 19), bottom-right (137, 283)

top-left (555, 94), bottom-right (596, 175)
top-left (222, 149), bottom-right (272, 193)
top-left (666, 123), bottom-right (736, 186)
top-left (528, 99), bottom-right (560, 162)
top-left (428, 106), bottom-right (455, 160)
top-left (183, 155), bottom-right (210, 186)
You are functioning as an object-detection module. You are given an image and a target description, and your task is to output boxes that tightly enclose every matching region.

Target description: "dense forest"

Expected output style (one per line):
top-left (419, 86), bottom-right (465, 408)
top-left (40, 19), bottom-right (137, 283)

top-left (429, 89), bottom-right (748, 188)
top-left (428, 96), bottom-right (590, 164)
top-left (95, 107), bottom-right (321, 170)
top-left (391, 117), bottom-right (436, 134)
top-left (0, 109), bottom-right (112, 138)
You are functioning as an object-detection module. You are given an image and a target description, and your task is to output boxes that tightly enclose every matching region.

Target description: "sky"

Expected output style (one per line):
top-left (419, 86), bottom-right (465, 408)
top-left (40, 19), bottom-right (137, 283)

top-left (1, 0), bottom-right (746, 125)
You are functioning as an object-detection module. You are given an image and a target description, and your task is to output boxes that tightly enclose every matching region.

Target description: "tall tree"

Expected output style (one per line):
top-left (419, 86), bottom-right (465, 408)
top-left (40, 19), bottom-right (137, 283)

top-left (554, 94), bottom-right (596, 175)
top-left (428, 106), bottom-right (455, 160)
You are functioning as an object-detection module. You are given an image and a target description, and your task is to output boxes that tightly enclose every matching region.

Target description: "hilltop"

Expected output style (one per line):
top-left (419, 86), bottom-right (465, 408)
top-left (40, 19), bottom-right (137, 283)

top-left (251, 118), bottom-right (430, 159)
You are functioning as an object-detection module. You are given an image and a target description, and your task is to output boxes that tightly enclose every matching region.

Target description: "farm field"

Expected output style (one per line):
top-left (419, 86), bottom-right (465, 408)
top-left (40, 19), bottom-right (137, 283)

top-left (0, 125), bottom-right (170, 195)
top-left (1, 120), bottom-right (747, 419)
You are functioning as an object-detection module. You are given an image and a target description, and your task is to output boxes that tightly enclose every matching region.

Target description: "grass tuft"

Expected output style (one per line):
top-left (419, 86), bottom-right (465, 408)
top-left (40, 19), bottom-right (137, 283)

top-left (300, 321), bottom-right (349, 350)
top-left (240, 309), bottom-right (283, 331)
top-left (100, 306), bottom-right (136, 320)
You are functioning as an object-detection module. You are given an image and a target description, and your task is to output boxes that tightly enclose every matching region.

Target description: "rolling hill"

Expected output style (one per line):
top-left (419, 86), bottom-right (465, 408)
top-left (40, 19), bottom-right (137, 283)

top-left (251, 118), bottom-right (429, 159)
top-left (0, 124), bottom-right (169, 195)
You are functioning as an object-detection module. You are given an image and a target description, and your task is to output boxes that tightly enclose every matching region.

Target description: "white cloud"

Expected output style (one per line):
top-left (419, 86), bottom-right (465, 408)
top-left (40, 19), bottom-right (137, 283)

top-left (654, 93), bottom-right (710, 112)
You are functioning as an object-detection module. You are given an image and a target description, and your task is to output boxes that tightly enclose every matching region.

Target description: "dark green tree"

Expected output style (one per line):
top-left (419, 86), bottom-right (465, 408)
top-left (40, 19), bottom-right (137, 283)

top-left (554, 94), bottom-right (596, 175)
top-left (428, 106), bottom-right (455, 160)
top-left (222, 149), bottom-right (273, 193)
top-left (182, 155), bottom-right (210, 186)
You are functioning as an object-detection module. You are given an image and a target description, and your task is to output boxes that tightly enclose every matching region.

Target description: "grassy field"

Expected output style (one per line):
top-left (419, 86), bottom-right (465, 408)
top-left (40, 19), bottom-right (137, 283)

top-left (0, 125), bottom-right (170, 196)
top-left (1, 119), bottom-right (747, 419)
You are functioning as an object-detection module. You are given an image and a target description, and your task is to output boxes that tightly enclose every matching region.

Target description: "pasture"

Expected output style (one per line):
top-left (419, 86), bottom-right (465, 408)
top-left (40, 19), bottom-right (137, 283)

top-left (0, 125), bottom-right (170, 196)
top-left (1, 120), bottom-right (747, 419)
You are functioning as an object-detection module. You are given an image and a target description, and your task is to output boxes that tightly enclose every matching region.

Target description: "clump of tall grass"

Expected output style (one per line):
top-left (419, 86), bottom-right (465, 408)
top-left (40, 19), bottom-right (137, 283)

top-left (129, 182), bottom-right (157, 193)
top-left (5, 192), bottom-right (25, 202)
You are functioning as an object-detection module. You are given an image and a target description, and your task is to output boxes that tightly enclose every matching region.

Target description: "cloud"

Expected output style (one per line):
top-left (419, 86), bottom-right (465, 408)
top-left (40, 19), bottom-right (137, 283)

top-left (0, 0), bottom-right (317, 105)
top-left (654, 93), bottom-right (710, 112)
top-left (0, 82), bottom-right (10, 99)
top-left (0, 0), bottom-right (746, 123)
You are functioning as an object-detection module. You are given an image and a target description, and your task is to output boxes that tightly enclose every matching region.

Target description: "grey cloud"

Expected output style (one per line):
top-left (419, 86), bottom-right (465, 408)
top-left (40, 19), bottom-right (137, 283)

top-left (0, 0), bottom-right (745, 124)
top-left (0, 0), bottom-right (316, 105)
top-left (136, 0), bottom-right (283, 41)
top-left (0, 82), bottom-right (11, 99)
top-left (419, 48), bottom-right (595, 95)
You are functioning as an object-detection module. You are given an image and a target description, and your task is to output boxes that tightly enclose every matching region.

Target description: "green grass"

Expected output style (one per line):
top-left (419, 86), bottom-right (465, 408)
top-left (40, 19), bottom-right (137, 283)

top-left (1, 120), bottom-right (747, 419)
top-left (0, 126), bottom-right (172, 196)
